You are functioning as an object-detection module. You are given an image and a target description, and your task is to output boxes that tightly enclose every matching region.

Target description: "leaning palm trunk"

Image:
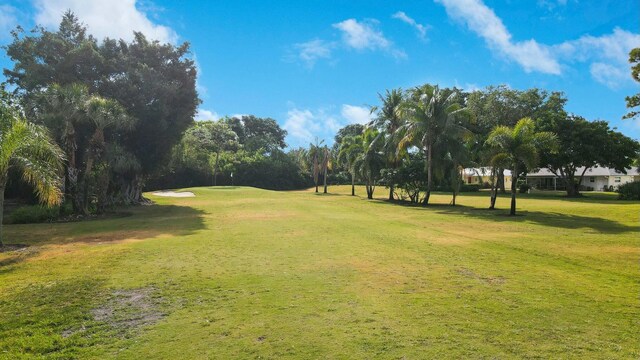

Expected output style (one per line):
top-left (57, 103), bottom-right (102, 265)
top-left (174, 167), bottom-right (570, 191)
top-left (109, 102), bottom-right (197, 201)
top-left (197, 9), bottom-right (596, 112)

top-left (351, 171), bottom-right (355, 196)
top-left (323, 165), bottom-right (328, 194)
top-left (423, 144), bottom-right (433, 205)
top-left (489, 167), bottom-right (498, 210)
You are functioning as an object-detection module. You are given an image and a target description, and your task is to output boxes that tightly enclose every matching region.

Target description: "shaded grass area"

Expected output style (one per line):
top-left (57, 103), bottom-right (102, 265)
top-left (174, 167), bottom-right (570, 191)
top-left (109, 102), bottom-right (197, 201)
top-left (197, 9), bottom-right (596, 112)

top-left (0, 186), bottom-right (638, 358)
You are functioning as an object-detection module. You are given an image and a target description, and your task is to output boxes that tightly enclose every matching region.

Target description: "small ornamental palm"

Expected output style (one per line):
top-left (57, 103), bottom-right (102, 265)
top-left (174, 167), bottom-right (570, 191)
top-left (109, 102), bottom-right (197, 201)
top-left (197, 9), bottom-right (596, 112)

top-left (486, 118), bottom-right (558, 215)
top-left (0, 89), bottom-right (65, 246)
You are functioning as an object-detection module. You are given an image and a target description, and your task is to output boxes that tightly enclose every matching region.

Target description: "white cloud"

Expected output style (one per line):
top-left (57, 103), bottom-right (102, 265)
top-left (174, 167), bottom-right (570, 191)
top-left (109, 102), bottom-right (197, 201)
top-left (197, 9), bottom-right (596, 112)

top-left (435, 0), bottom-right (561, 74)
top-left (195, 108), bottom-right (219, 121)
top-left (284, 105), bottom-right (370, 146)
top-left (341, 104), bottom-right (372, 125)
top-left (33, 0), bottom-right (178, 43)
top-left (283, 108), bottom-right (320, 144)
top-left (0, 5), bottom-right (18, 40)
top-left (553, 27), bottom-right (639, 88)
top-left (333, 18), bottom-right (407, 59)
top-left (293, 39), bottom-right (334, 68)
top-left (392, 11), bottom-right (429, 40)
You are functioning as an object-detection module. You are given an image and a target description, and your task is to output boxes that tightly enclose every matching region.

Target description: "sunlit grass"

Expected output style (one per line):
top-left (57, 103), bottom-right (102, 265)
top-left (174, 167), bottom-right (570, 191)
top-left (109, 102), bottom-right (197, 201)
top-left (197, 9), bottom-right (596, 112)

top-left (1, 186), bottom-right (638, 358)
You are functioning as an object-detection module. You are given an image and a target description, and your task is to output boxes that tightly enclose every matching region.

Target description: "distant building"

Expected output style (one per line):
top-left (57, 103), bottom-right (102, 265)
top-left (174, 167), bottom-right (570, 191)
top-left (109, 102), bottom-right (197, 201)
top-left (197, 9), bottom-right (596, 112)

top-left (525, 167), bottom-right (640, 191)
top-left (463, 167), bottom-right (512, 188)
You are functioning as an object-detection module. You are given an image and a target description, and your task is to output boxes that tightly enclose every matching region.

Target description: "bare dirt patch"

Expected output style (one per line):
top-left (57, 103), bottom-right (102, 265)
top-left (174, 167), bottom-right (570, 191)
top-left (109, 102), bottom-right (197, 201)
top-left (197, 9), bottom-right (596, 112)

top-left (457, 267), bottom-right (506, 285)
top-left (92, 287), bottom-right (164, 332)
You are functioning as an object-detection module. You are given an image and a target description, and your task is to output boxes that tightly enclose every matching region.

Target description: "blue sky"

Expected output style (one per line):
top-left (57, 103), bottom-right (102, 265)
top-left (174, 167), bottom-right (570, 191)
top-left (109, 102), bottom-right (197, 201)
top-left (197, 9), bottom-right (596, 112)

top-left (0, 0), bottom-right (638, 147)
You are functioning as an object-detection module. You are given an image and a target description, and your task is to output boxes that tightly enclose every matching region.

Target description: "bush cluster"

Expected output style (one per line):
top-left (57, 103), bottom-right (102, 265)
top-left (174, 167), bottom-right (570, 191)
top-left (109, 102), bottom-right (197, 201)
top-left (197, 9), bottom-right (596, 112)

top-left (617, 181), bottom-right (640, 200)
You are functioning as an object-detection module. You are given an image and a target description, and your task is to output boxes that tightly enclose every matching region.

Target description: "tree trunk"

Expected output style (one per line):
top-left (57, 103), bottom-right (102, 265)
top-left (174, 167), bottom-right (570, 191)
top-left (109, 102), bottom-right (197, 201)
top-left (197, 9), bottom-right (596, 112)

top-left (388, 184), bottom-right (394, 201)
top-left (315, 184), bottom-right (318, 192)
top-left (424, 144), bottom-right (432, 206)
top-left (323, 165), bottom-right (327, 194)
top-left (0, 184), bottom-right (5, 247)
top-left (351, 172), bottom-right (355, 196)
top-left (213, 152), bottom-right (220, 186)
top-left (498, 171), bottom-right (506, 194)
top-left (489, 167), bottom-right (497, 209)
top-left (510, 166), bottom-right (518, 216)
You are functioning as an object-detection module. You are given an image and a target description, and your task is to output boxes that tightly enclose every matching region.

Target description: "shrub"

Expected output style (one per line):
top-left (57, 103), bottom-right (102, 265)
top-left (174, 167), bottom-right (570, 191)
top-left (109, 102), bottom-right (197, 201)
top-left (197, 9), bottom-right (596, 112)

top-left (617, 181), bottom-right (640, 200)
top-left (7, 203), bottom-right (73, 224)
top-left (519, 184), bottom-right (531, 193)
top-left (460, 184), bottom-right (481, 192)
top-left (8, 205), bottom-right (61, 224)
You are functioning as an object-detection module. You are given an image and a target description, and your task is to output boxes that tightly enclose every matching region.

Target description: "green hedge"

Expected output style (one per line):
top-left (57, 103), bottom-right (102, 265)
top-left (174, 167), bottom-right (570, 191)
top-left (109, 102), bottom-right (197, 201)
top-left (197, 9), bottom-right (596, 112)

top-left (7, 203), bottom-right (72, 224)
top-left (617, 181), bottom-right (640, 200)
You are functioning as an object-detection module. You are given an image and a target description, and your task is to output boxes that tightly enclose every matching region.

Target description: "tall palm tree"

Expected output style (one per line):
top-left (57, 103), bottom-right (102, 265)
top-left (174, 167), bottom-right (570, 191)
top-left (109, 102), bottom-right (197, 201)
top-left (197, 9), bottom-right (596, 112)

top-left (486, 118), bottom-right (557, 215)
top-left (355, 128), bottom-right (384, 199)
top-left (321, 145), bottom-right (331, 193)
top-left (398, 85), bottom-right (469, 205)
top-left (370, 88), bottom-right (405, 200)
top-left (0, 102), bottom-right (65, 246)
top-left (337, 134), bottom-right (364, 196)
top-left (308, 138), bottom-right (324, 192)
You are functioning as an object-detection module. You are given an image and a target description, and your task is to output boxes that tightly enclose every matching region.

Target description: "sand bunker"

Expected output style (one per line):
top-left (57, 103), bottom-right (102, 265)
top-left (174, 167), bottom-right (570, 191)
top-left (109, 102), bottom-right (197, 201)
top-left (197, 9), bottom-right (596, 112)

top-left (151, 191), bottom-right (195, 198)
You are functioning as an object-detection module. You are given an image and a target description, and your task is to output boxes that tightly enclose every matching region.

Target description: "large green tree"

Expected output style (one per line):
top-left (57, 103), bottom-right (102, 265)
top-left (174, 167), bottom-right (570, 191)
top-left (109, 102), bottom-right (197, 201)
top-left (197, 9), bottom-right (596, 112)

top-left (623, 48), bottom-right (640, 120)
top-left (486, 118), bottom-right (557, 215)
top-left (4, 12), bottom-right (199, 204)
top-left (537, 115), bottom-right (640, 196)
top-left (0, 87), bottom-right (65, 246)
top-left (467, 85), bottom-right (566, 207)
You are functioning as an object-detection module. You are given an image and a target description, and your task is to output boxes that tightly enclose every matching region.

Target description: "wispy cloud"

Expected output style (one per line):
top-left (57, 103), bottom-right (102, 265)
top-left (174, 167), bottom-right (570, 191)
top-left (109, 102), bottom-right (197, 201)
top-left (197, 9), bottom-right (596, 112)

top-left (33, 0), bottom-right (178, 43)
top-left (0, 5), bottom-right (18, 40)
top-left (392, 11), bottom-right (429, 40)
top-left (292, 39), bottom-right (335, 68)
top-left (553, 27), bottom-right (640, 88)
top-left (284, 104), bottom-right (374, 146)
top-left (435, 0), bottom-right (639, 89)
top-left (434, 0), bottom-right (561, 74)
top-left (333, 18), bottom-right (407, 59)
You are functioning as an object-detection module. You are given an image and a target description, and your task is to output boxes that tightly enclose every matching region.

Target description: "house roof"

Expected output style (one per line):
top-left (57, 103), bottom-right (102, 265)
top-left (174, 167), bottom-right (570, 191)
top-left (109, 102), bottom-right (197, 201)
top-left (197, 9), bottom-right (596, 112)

top-left (525, 166), bottom-right (640, 177)
top-left (463, 167), bottom-right (512, 177)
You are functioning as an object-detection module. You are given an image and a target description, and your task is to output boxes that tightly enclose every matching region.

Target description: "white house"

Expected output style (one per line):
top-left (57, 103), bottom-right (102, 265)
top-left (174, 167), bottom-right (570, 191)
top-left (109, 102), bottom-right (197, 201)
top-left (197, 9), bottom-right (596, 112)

top-left (525, 166), bottom-right (640, 191)
top-left (463, 167), bottom-right (512, 188)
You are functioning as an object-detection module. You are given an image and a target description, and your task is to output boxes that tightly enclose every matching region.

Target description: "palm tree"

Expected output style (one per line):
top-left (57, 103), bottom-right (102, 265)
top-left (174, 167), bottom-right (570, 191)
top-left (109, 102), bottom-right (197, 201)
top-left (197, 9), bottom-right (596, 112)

top-left (337, 134), bottom-right (364, 196)
top-left (486, 118), bottom-right (557, 215)
top-left (82, 97), bottom-right (135, 214)
top-left (355, 128), bottom-right (384, 199)
top-left (308, 138), bottom-right (323, 192)
top-left (370, 88), bottom-right (404, 200)
top-left (398, 85), bottom-right (469, 205)
top-left (321, 145), bottom-right (332, 193)
top-left (0, 96), bottom-right (65, 246)
top-left (34, 83), bottom-right (88, 213)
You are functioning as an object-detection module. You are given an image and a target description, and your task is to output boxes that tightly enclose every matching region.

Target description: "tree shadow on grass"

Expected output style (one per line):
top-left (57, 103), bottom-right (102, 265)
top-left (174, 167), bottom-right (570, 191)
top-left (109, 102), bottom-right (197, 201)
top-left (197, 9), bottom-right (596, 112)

top-left (368, 199), bottom-right (638, 234)
top-left (458, 190), bottom-right (637, 205)
top-left (0, 204), bottom-right (207, 272)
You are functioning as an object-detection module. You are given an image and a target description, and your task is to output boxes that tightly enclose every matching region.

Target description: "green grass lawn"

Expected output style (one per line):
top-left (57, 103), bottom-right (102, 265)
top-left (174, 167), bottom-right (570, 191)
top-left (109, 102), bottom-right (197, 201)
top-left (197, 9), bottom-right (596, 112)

top-left (1, 186), bottom-right (638, 359)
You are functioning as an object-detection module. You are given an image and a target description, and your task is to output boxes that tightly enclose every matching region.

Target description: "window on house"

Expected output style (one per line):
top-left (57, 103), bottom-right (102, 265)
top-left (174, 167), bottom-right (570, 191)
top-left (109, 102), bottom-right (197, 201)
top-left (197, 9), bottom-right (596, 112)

top-left (614, 177), bottom-right (621, 183)
top-left (589, 177), bottom-right (595, 183)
